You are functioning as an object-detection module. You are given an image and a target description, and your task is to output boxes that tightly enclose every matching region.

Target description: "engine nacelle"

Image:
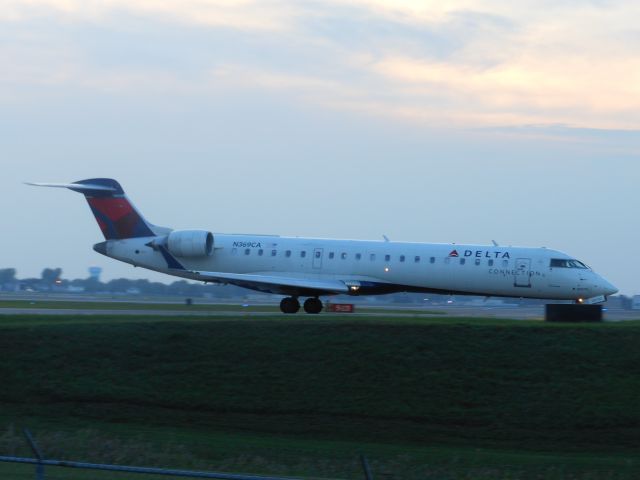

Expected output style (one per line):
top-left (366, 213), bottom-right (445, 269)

top-left (167, 230), bottom-right (214, 257)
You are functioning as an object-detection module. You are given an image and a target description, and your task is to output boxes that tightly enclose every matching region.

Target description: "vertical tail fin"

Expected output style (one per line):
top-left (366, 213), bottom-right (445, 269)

top-left (27, 178), bottom-right (159, 240)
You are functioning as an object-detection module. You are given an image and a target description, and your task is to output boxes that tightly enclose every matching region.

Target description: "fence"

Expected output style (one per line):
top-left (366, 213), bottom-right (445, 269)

top-left (0, 429), bottom-right (375, 480)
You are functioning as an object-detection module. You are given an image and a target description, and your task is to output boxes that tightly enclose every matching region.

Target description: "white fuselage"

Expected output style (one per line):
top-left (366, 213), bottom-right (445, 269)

top-left (102, 233), bottom-right (617, 301)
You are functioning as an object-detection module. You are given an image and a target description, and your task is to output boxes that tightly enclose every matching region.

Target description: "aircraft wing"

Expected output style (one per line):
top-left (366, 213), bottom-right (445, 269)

top-left (185, 270), bottom-right (351, 296)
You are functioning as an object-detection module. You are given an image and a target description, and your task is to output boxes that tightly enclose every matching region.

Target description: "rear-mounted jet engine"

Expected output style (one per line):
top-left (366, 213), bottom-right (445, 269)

top-left (166, 230), bottom-right (214, 257)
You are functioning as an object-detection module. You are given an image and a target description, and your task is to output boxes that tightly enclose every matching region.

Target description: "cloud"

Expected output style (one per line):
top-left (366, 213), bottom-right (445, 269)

top-left (2, 0), bottom-right (640, 131)
top-left (370, 55), bottom-right (640, 128)
top-left (1, 0), bottom-right (297, 31)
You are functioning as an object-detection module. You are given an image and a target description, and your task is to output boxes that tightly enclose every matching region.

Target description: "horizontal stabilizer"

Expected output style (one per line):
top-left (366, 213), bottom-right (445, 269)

top-left (25, 182), bottom-right (118, 193)
top-left (25, 178), bottom-right (158, 239)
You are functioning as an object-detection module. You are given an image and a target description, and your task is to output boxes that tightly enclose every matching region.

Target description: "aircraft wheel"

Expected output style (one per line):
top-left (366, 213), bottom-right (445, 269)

top-left (303, 297), bottom-right (323, 314)
top-left (280, 297), bottom-right (300, 314)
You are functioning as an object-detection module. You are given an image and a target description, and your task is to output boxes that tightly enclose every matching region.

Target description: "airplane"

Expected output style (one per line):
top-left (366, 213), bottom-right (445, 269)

top-left (27, 178), bottom-right (618, 314)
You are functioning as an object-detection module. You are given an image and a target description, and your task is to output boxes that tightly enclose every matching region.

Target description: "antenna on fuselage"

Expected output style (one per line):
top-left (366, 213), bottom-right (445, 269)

top-left (382, 235), bottom-right (390, 242)
top-left (492, 240), bottom-right (499, 246)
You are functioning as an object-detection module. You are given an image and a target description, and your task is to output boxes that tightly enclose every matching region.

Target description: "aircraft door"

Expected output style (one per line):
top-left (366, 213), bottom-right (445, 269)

top-left (514, 258), bottom-right (531, 287)
top-left (312, 248), bottom-right (324, 269)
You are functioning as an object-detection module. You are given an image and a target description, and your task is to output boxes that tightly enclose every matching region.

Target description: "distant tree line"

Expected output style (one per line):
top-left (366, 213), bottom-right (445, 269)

top-left (0, 267), bottom-right (254, 298)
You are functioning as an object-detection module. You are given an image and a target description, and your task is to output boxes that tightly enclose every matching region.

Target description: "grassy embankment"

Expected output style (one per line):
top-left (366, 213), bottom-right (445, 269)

top-left (0, 313), bottom-right (639, 479)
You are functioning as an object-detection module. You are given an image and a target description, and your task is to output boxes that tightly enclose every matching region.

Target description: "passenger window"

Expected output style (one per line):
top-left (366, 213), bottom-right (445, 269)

top-left (488, 259), bottom-right (494, 266)
top-left (430, 257), bottom-right (435, 264)
top-left (445, 257), bottom-right (451, 264)
top-left (315, 250), bottom-right (321, 258)
top-left (285, 250), bottom-right (291, 258)
top-left (258, 249), bottom-right (263, 256)
top-left (271, 249), bottom-right (277, 256)
top-left (355, 253), bottom-right (362, 260)
top-left (370, 253), bottom-right (376, 261)
top-left (385, 254), bottom-right (391, 262)
top-left (301, 251), bottom-right (306, 258)
top-left (475, 259), bottom-right (480, 266)
top-left (400, 255), bottom-right (405, 262)
top-left (231, 248), bottom-right (238, 255)
top-left (329, 252), bottom-right (335, 259)
top-left (414, 256), bottom-right (420, 263)
top-left (341, 252), bottom-right (347, 260)
top-left (460, 258), bottom-right (466, 265)
top-left (502, 259), bottom-right (508, 267)
top-left (244, 248), bottom-right (250, 255)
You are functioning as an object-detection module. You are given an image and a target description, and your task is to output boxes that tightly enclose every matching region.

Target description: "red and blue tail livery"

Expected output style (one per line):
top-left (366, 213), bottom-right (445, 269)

top-left (27, 178), bottom-right (155, 240)
top-left (77, 179), bottom-right (155, 240)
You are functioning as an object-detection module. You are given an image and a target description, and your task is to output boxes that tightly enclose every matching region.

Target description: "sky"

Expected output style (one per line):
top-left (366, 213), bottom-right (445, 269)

top-left (1, 0), bottom-right (639, 294)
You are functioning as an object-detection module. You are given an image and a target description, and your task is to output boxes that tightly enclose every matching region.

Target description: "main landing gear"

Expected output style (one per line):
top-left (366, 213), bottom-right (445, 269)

top-left (303, 297), bottom-right (323, 314)
top-left (279, 296), bottom-right (323, 314)
top-left (280, 297), bottom-right (300, 314)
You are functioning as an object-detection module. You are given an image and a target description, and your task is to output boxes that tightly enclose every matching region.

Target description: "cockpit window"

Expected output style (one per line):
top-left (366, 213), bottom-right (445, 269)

top-left (550, 259), bottom-right (589, 269)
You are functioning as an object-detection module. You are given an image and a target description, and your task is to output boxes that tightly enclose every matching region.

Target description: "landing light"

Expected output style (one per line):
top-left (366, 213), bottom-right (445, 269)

top-left (577, 298), bottom-right (584, 304)
top-left (384, 267), bottom-right (390, 272)
top-left (349, 285), bottom-right (360, 292)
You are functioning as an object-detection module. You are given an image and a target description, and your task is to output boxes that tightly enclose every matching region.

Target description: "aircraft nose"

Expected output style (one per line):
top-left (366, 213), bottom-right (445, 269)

top-left (598, 277), bottom-right (618, 297)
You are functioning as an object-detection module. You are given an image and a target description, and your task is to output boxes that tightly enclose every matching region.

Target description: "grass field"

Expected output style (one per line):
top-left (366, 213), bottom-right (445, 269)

top-left (0, 313), bottom-right (639, 479)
